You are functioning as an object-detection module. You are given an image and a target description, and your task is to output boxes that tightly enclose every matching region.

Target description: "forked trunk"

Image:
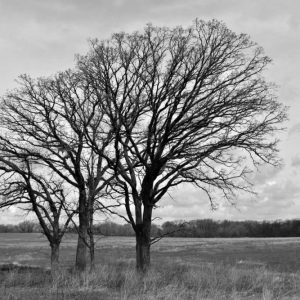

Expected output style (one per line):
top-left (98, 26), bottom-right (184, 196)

top-left (50, 243), bottom-right (60, 275)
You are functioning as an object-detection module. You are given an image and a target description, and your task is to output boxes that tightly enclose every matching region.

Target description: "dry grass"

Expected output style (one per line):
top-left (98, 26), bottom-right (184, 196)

top-left (1, 260), bottom-right (300, 300)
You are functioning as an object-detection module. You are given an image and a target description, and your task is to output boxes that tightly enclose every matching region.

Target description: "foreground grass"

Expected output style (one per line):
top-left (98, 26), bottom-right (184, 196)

top-left (1, 260), bottom-right (300, 300)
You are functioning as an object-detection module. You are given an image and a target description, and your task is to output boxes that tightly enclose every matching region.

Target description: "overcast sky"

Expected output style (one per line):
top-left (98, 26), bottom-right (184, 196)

top-left (0, 0), bottom-right (300, 224)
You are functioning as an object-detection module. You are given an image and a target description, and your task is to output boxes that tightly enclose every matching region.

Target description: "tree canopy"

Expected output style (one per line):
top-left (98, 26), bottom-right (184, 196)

top-left (75, 19), bottom-right (287, 272)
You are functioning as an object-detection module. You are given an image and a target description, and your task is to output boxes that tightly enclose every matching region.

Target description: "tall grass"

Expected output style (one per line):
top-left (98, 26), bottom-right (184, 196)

top-left (1, 260), bottom-right (300, 299)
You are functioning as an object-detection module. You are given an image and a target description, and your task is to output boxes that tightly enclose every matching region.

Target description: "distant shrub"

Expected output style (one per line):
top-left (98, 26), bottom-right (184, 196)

top-left (18, 221), bottom-right (42, 233)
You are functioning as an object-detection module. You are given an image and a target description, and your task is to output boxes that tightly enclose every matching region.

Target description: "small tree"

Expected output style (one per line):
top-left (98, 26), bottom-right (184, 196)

top-left (79, 19), bottom-right (287, 272)
top-left (0, 156), bottom-right (74, 273)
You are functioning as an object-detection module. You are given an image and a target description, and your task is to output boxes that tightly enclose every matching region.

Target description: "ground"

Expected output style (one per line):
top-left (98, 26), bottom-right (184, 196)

top-left (0, 233), bottom-right (300, 299)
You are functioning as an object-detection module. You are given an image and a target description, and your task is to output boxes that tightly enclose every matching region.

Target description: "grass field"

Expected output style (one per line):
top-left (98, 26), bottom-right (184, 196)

top-left (0, 233), bottom-right (300, 299)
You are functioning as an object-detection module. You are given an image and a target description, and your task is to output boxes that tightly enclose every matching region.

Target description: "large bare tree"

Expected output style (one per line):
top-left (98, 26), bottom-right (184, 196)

top-left (0, 70), bottom-right (114, 271)
top-left (78, 19), bottom-right (287, 272)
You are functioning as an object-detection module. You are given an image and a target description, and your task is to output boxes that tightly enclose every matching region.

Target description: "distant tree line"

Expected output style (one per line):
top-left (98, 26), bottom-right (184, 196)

top-left (159, 219), bottom-right (300, 238)
top-left (2, 219), bottom-right (300, 238)
top-left (0, 220), bottom-right (41, 233)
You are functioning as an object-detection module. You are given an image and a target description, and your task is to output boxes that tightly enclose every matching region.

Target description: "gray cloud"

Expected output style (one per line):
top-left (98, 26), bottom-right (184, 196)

top-left (291, 156), bottom-right (300, 167)
top-left (250, 164), bottom-right (284, 186)
top-left (289, 123), bottom-right (300, 135)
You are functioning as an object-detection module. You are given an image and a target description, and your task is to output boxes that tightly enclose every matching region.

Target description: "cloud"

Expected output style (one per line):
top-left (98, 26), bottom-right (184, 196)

top-left (0, 207), bottom-right (31, 224)
top-left (289, 123), bottom-right (300, 135)
top-left (0, 0), bottom-right (300, 223)
top-left (291, 156), bottom-right (300, 167)
top-left (261, 180), bottom-right (300, 204)
top-left (250, 164), bottom-right (284, 186)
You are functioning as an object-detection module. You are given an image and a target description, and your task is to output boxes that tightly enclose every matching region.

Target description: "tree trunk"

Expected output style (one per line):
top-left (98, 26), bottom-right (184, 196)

top-left (76, 221), bottom-right (88, 271)
top-left (136, 204), bottom-right (152, 273)
top-left (89, 237), bottom-right (95, 271)
top-left (88, 222), bottom-right (95, 271)
top-left (50, 243), bottom-right (60, 275)
top-left (88, 199), bottom-right (95, 271)
top-left (136, 229), bottom-right (151, 273)
top-left (75, 193), bottom-right (89, 271)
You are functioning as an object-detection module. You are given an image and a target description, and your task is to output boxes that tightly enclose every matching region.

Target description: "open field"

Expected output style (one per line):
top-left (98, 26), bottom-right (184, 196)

top-left (1, 233), bottom-right (300, 272)
top-left (0, 233), bottom-right (300, 299)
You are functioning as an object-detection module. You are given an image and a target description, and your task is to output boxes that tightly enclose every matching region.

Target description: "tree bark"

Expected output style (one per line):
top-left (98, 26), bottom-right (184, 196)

top-left (75, 193), bottom-right (89, 271)
top-left (76, 222), bottom-right (88, 271)
top-left (88, 216), bottom-right (95, 271)
top-left (50, 243), bottom-right (60, 275)
top-left (89, 237), bottom-right (95, 271)
top-left (88, 197), bottom-right (95, 271)
top-left (136, 204), bottom-right (152, 273)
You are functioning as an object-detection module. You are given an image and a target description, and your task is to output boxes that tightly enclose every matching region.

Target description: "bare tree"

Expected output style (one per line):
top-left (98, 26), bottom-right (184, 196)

top-left (0, 70), bottom-right (114, 271)
top-left (0, 155), bottom-right (74, 273)
top-left (78, 19), bottom-right (287, 272)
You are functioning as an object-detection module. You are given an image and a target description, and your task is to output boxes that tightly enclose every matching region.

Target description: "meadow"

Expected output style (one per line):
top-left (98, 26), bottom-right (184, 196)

top-left (0, 233), bottom-right (300, 299)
